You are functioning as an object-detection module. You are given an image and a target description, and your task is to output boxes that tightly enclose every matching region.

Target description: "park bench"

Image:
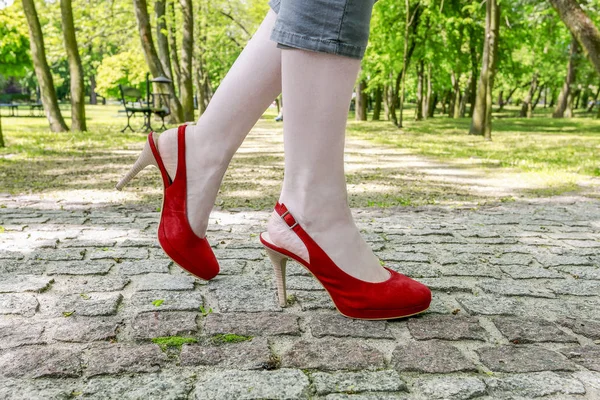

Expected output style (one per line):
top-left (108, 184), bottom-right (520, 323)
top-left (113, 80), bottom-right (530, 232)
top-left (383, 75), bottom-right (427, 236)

top-left (119, 85), bottom-right (170, 132)
top-left (0, 103), bottom-right (19, 117)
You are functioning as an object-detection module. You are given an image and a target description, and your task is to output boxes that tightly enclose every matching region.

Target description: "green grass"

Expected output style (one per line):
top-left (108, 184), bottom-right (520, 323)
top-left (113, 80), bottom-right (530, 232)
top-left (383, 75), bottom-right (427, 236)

top-left (1, 103), bottom-right (598, 208)
top-left (347, 107), bottom-right (600, 177)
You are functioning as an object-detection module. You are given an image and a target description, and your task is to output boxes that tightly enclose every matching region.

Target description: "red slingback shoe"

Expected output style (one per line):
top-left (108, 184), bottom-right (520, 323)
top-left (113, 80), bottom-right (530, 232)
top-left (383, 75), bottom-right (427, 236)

top-left (260, 203), bottom-right (431, 320)
top-left (116, 125), bottom-right (219, 280)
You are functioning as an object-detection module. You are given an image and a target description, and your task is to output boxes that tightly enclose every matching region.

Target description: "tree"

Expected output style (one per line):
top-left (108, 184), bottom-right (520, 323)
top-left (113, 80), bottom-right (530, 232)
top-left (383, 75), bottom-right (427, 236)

top-left (397, 0), bottom-right (421, 128)
top-left (0, 113), bottom-right (4, 148)
top-left (180, 0), bottom-right (194, 121)
top-left (355, 73), bottom-right (368, 121)
top-left (132, 0), bottom-right (183, 122)
top-left (60, 0), bottom-right (87, 131)
top-left (520, 73), bottom-right (538, 118)
top-left (553, 36), bottom-right (580, 118)
top-left (470, 0), bottom-right (500, 140)
top-left (21, 0), bottom-right (68, 132)
top-left (155, 0), bottom-right (175, 88)
top-left (548, 0), bottom-right (600, 77)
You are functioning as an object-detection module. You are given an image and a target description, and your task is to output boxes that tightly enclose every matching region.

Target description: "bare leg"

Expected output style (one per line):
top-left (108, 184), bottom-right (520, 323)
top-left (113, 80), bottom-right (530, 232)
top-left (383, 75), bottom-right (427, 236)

top-left (157, 9), bottom-right (281, 237)
top-left (267, 49), bottom-right (389, 283)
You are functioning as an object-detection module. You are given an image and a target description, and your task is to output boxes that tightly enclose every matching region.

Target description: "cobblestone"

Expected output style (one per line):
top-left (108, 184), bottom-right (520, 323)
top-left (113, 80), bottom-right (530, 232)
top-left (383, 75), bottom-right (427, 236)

top-left (413, 376), bottom-right (486, 400)
top-left (309, 314), bottom-right (394, 339)
top-left (282, 339), bottom-right (385, 370)
top-left (485, 371), bottom-right (586, 398)
top-left (1, 194), bottom-right (599, 398)
top-left (558, 317), bottom-right (600, 340)
top-left (492, 316), bottom-right (578, 343)
top-left (131, 311), bottom-right (198, 339)
top-left (203, 312), bottom-right (300, 336)
top-left (45, 260), bottom-right (114, 275)
top-left (391, 341), bottom-right (475, 373)
top-left (180, 337), bottom-right (272, 370)
top-left (559, 346), bottom-right (600, 371)
top-left (83, 343), bottom-right (167, 376)
top-left (194, 369), bottom-right (310, 400)
top-left (407, 315), bottom-right (486, 341)
top-left (0, 346), bottom-right (82, 378)
top-left (0, 320), bottom-right (45, 349)
top-left (477, 345), bottom-right (577, 372)
top-left (312, 370), bottom-right (406, 395)
top-left (0, 275), bottom-right (54, 293)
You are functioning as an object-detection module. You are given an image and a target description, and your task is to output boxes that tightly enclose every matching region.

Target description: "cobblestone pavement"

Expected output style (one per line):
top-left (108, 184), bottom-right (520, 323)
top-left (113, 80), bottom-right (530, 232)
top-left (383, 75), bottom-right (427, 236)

top-left (0, 192), bottom-right (599, 400)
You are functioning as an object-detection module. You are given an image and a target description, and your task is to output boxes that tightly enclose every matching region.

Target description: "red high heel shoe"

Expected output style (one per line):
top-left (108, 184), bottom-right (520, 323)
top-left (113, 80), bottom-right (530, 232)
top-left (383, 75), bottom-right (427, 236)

top-left (260, 203), bottom-right (431, 319)
top-left (116, 125), bottom-right (219, 280)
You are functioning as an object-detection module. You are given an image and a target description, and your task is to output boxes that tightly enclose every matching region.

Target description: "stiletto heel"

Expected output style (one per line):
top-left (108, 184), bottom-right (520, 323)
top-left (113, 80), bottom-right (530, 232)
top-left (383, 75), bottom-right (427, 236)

top-left (260, 202), bottom-right (431, 320)
top-left (115, 138), bottom-right (158, 190)
top-left (116, 127), bottom-right (220, 281)
top-left (265, 248), bottom-right (288, 307)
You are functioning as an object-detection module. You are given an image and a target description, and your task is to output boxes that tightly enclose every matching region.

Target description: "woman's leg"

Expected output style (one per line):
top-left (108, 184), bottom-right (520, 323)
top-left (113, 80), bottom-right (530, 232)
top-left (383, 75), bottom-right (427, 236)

top-left (266, 48), bottom-right (390, 283)
top-left (158, 9), bottom-right (282, 237)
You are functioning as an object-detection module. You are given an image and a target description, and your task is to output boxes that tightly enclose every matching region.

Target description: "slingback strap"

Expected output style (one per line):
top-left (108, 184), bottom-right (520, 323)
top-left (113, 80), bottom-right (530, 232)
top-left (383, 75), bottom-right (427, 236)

top-left (176, 124), bottom-right (187, 184)
top-left (147, 131), bottom-right (172, 187)
top-left (274, 202), bottom-right (299, 230)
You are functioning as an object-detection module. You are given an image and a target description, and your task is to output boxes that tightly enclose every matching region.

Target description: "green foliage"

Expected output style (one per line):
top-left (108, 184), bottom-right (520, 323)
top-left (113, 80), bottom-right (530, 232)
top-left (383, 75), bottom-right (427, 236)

top-left (152, 299), bottom-right (164, 307)
top-left (0, 3), bottom-right (31, 76)
top-left (95, 50), bottom-right (148, 98)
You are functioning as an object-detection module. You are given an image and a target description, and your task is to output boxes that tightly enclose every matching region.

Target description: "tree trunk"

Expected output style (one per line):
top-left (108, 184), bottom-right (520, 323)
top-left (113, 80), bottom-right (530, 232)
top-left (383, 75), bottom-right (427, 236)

top-left (520, 73), bottom-right (538, 118)
top-left (468, 27), bottom-right (479, 117)
top-left (470, 0), bottom-right (499, 139)
top-left (459, 75), bottom-right (472, 118)
top-left (22, 0), bottom-right (68, 132)
top-left (553, 36), bottom-right (579, 118)
top-left (398, 0), bottom-right (411, 128)
top-left (132, 0), bottom-right (183, 123)
top-left (180, 0), bottom-right (194, 121)
top-left (384, 84), bottom-right (397, 125)
top-left (168, 0), bottom-right (182, 95)
top-left (415, 61), bottom-right (424, 121)
top-left (60, 0), bottom-right (86, 131)
top-left (470, 0), bottom-right (491, 137)
top-left (0, 114), bottom-right (4, 148)
top-left (372, 86), bottom-right (382, 121)
top-left (355, 77), bottom-right (367, 121)
top-left (483, 0), bottom-right (500, 140)
top-left (424, 63), bottom-right (432, 118)
top-left (155, 0), bottom-right (174, 84)
top-left (532, 83), bottom-right (545, 111)
top-left (90, 75), bottom-right (97, 105)
top-left (573, 87), bottom-right (581, 109)
top-left (451, 71), bottom-right (461, 118)
top-left (549, 0), bottom-right (600, 77)
top-left (587, 86), bottom-right (599, 111)
top-left (396, 0), bottom-right (420, 128)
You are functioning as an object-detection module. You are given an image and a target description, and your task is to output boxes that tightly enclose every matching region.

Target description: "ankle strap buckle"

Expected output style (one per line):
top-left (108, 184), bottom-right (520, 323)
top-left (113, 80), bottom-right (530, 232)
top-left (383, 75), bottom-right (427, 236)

top-left (280, 209), bottom-right (299, 229)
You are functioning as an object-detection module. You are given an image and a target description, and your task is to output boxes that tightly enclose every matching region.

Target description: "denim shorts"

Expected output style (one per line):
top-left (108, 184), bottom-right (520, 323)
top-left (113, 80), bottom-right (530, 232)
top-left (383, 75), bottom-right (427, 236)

top-left (268, 0), bottom-right (378, 59)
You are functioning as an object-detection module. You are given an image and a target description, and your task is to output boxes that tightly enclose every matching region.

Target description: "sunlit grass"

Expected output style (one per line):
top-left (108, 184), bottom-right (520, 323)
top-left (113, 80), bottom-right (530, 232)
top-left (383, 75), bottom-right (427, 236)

top-left (1, 103), bottom-right (598, 207)
top-left (347, 106), bottom-right (600, 178)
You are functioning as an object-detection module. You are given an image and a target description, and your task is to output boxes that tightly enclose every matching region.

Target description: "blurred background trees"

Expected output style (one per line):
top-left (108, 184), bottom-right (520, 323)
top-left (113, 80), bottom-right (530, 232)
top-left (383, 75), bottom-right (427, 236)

top-left (0, 0), bottom-right (599, 140)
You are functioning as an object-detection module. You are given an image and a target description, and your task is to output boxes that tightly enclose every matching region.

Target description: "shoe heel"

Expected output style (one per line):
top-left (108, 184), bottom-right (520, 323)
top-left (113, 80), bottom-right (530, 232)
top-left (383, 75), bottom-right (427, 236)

top-left (265, 247), bottom-right (288, 308)
top-left (116, 138), bottom-right (158, 190)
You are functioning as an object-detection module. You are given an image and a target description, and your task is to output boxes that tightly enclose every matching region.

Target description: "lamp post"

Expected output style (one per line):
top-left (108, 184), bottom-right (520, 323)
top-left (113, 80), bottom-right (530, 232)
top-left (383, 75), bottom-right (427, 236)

top-left (148, 75), bottom-right (172, 131)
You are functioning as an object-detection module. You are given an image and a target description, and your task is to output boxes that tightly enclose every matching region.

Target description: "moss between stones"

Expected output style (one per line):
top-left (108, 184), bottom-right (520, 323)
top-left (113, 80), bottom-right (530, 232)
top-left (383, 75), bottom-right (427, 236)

top-left (210, 334), bottom-right (253, 345)
top-left (151, 336), bottom-right (198, 351)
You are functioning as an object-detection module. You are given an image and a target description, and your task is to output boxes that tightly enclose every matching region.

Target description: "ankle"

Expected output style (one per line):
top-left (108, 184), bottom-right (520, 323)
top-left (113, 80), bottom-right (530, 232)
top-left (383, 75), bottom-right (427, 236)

top-left (266, 211), bottom-right (309, 262)
top-left (278, 192), bottom-right (353, 233)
